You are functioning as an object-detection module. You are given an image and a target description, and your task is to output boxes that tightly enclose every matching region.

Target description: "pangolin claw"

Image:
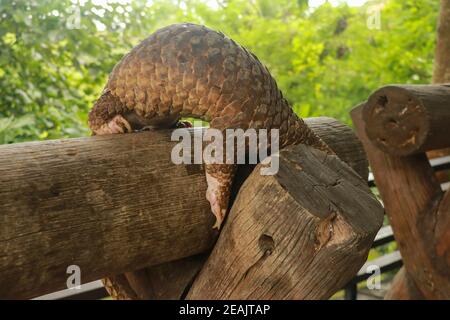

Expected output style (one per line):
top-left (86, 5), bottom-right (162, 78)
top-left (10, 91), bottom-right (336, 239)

top-left (94, 115), bottom-right (132, 135)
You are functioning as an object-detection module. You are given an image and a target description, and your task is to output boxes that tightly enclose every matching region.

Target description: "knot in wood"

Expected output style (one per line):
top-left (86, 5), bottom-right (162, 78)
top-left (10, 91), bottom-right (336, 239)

top-left (258, 234), bottom-right (275, 256)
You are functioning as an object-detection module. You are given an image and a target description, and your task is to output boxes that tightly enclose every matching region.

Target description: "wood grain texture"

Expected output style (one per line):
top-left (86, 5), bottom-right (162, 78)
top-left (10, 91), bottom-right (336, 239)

top-left (304, 117), bottom-right (368, 180)
top-left (352, 104), bottom-right (450, 300)
top-left (363, 84), bottom-right (450, 156)
top-left (0, 129), bottom-right (217, 299)
top-left (0, 116), bottom-right (370, 300)
top-left (384, 267), bottom-right (424, 300)
top-left (101, 116), bottom-right (370, 300)
top-left (186, 144), bottom-right (383, 300)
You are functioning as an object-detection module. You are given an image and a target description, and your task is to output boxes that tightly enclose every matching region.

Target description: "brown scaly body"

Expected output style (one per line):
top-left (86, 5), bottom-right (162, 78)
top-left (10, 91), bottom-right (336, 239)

top-left (88, 23), bottom-right (330, 299)
top-left (89, 23), bottom-right (325, 147)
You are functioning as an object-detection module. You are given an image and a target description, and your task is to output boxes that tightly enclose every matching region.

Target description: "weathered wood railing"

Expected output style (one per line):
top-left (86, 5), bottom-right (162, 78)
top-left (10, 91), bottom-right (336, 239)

top-left (2, 84), bottom-right (448, 300)
top-left (345, 154), bottom-right (450, 300)
top-left (351, 84), bottom-right (450, 300)
top-left (1, 117), bottom-right (384, 300)
top-left (36, 154), bottom-right (450, 300)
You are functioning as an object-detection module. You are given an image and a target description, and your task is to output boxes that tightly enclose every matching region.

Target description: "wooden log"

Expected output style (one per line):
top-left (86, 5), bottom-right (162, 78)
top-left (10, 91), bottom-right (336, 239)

top-left (103, 116), bottom-right (370, 300)
top-left (351, 104), bottom-right (450, 299)
top-left (0, 129), bottom-right (217, 299)
top-left (384, 267), bottom-right (424, 300)
top-left (0, 116), bottom-right (369, 299)
top-left (362, 84), bottom-right (450, 156)
top-left (186, 144), bottom-right (383, 299)
top-left (103, 254), bottom-right (209, 300)
top-left (229, 117), bottom-right (368, 202)
top-left (304, 117), bottom-right (368, 180)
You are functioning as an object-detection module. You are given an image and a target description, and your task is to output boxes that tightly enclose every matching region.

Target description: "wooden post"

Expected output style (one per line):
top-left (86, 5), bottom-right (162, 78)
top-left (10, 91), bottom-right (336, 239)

top-left (351, 104), bottom-right (450, 299)
top-left (363, 84), bottom-right (450, 156)
top-left (186, 144), bottom-right (383, 299)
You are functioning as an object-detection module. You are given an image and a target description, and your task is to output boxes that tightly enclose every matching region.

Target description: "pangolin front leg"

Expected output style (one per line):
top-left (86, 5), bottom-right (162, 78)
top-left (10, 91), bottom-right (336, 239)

top-left (205, 164), bottom-right (237, 228)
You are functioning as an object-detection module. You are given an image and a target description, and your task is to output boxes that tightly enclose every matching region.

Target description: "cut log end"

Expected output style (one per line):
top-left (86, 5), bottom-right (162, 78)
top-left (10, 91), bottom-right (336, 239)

top-left (363, 86), bottom-right (429, 156)
top-left (363, 84), bottom-right (450, 156)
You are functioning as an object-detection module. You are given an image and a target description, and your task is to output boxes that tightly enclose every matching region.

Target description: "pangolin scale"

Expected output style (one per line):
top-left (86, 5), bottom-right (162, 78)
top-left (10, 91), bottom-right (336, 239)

top-left (88, 23), bottom-right (331, 299)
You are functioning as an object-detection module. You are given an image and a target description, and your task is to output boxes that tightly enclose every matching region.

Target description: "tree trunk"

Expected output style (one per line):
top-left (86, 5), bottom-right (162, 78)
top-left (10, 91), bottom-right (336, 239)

top-left (362, 84), bottom-right (450, 156)
top-left (107, 116), bottom-right (370, 300)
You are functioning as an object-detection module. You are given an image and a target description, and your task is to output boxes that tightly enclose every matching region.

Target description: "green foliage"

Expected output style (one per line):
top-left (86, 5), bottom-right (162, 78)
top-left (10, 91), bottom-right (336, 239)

top-left (0, 114), bottom-right (34, 144)
top-left (0, 0), bottom-right (440, 143)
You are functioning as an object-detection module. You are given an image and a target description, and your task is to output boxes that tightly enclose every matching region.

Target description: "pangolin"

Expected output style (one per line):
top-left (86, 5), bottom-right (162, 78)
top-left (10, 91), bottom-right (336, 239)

top-left (88, 23), bottom-right (331, 299)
